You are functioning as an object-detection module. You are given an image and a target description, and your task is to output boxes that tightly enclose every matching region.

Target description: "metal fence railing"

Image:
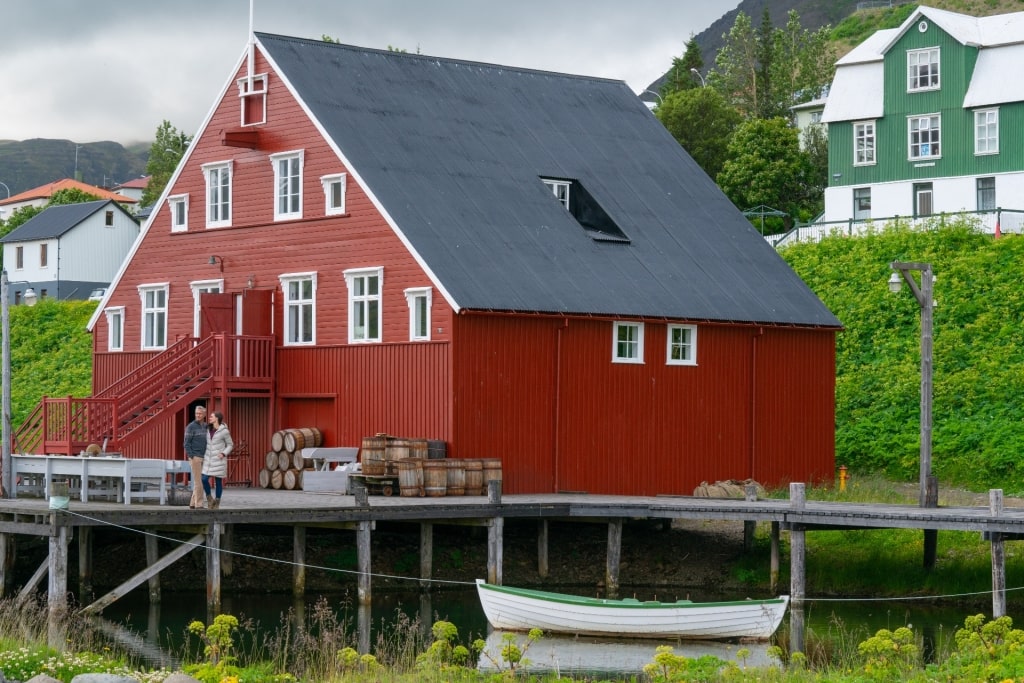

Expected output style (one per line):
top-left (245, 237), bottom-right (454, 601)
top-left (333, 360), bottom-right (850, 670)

top-left (766, 209), bottom-right (1024, 249)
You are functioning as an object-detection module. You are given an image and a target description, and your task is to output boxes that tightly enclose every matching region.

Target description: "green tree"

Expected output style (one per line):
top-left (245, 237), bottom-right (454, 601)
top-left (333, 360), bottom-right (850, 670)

top-left (712, 11), bottom-right (759, 118)
top-left (754, 9), bottom-right (776, 119)
top-left (46, 188), bottom-right (100, 206)
top-left (0, 206), bottom-right (43, 240)
top-left (771, 11), bottom-right (835, 114)
top-left (662, 34), bottom-right (704, 94)
top-left (716, 117), bottom-right (812, 230)
top-left (802, 123), bottom-right (829, 218)
top-left (655, 87), bottom-right (741, 180)
top-left (141, 120), bottom-right (191, 207)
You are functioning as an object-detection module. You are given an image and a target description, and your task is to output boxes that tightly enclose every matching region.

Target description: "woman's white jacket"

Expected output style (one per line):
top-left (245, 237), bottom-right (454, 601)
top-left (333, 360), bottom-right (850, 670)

top-left (203, 424), bottom-right (233, 478)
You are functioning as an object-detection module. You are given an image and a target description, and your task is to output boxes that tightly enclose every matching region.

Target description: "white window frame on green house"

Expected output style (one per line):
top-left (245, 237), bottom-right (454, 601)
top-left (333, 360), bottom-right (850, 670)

top-left (344, 267), bottom-right (383, 344)
top-left (974, 108), bottom-right (999, 155)
top-left (908, 114), bottom-right (941, 160)
top-left (542, 179), bottom-right (570, 209)
top-left (853, 121), bottom-right (876, 166)
top-left (666, 324), bottom-right (697, 366)
top-left (404, 287), bottom-right (432, 341)
top-left (977, 177), bottom-right (996, 211)
top-left (168, 194), bottom-right (188, 233)
top-left (104, 306), bottom-right (124, 352)
top-left (279, 272), bottom-right (317, 346)
top-left (612, 321), bottom-right (644, 364)
top-left (853, 187), bottom-right (871, 220)
top-left (138, 283), bottom-right (169, 350)
top-left (907, 47), bottom-right (940, 92)
top-left (320, 173), bottom-right (347, 215)
top-left (270, 150), bottom-right (304, 221)
top-left (202, 160), bottom-right (233, 228)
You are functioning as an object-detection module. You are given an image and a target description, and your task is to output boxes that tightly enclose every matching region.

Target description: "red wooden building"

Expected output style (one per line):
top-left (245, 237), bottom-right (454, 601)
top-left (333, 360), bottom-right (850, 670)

top-left (26, 34), bottom-right (841, 494)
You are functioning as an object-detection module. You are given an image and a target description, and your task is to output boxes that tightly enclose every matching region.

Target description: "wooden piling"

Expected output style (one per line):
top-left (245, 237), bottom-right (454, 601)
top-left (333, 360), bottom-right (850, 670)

top-left (537, 520), bottom-right (549, 578)
top-left (991, 489), bottom-right (1006, 618)
top-left (293, 526), bottom-right (306, 599)
top-left (744, 484), bottom-right (757, 551)
top-left (770, 521), bottom-right (780, 594)
top-left (420, 522), bottom-right (433, 589)
top-left (357, 520), bottom-right (372, 604)
top-left (0, 532), bottom-right (11, 598)
top-left (206, 522), bottom-right (222, 619)
top-left (606, 519), bottom-right (623, 599)
top-left (146, 534), bottom-right (160, 604)
top-left (47, 522), bottom-right (69, 648)
top-left (487, 479), bottom-right (503, 585)
top-left (789, 483), bottom-right (806, 655)
top-left (78, 527), bottom-right (92, 601)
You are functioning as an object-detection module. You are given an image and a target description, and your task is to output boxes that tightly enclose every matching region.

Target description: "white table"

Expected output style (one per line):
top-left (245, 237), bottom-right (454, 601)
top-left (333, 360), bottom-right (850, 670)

top-left (12, 455), bottom-right (174, 505)
top-left (302, 447), bottom-right (359, 471)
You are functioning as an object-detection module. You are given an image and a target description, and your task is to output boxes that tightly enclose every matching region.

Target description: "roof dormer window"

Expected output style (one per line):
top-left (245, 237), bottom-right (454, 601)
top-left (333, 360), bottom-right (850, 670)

top-left (540, 176), bottom-right (630, 243)
top-left (237, 74), bottom-right (268, 126)
top-left (543, 179), bottom-right (570, 209)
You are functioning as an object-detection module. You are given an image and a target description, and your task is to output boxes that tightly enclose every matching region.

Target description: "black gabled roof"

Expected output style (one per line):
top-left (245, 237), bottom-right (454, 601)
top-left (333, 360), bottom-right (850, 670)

top-left (0, 200), bottom-right (123, 243)
top-left (256, 33), bottom-right (840, 328)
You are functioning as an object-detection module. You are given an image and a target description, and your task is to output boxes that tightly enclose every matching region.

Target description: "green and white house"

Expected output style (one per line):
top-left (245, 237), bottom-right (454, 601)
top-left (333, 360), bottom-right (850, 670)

top-left (821, 6), bottom-right (1024, 231)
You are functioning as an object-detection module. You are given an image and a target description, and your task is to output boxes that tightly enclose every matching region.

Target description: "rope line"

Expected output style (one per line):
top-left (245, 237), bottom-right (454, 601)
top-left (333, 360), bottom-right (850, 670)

top-left (59, 508), bottom-right (476, 587)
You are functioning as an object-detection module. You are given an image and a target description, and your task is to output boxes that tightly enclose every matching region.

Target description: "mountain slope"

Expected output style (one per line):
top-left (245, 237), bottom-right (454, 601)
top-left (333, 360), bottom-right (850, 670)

top-left (0, 139), bottom-right (147, 196)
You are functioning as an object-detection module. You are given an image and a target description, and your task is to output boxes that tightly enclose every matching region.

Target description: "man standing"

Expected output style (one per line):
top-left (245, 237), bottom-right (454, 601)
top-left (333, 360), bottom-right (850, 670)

top-left (184, 405), bottom-right (208, 509)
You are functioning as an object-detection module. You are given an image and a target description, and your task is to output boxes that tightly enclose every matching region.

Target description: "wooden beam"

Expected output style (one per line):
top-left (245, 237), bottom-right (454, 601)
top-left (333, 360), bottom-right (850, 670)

top-left (220, 128), bottom-right (260, 149)
top-left (357, 520), bottom-right (371, 605)
top-left (0, 533), bottom-right (10, 598)
top-left (78, 527), bottom-right (93, 602)
top-left (47, 524), bottom-right (69, 648)
top-left (420, 522), bottom-right (433, 589)
top-left (206, 523), bottom-right (221, 619)
top-left (537, 520), bottom-right (549, 578)
top-left (770, 521), bottom-right (780, 595)
top-left (606, 519), bottom-right (622, 599)
top-left (789, 483), bottom-right (806, 655)
top-left (293, 526), bottom-right (306, 599)
top-left (81, 533), bottom-right (205, 615)
top-left (146, 534), bottom-right (160, 604)
top-left (991, 489), bottom-right (1006, 618)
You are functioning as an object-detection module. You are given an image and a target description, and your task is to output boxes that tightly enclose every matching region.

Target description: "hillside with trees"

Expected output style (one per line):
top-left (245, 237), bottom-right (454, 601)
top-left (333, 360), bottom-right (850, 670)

top-left (0, 139), bottom-right (147, 196)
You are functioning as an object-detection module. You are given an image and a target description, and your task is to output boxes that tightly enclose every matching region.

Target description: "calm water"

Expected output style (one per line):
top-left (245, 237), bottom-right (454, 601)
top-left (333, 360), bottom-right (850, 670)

top-left (95, 585), bottom-right (999, 675)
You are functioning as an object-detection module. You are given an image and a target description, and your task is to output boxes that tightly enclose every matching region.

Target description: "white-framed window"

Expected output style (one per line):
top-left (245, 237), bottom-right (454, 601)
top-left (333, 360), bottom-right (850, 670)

top-left (168, 194), bottom-right (189, 232)
top-left (138, 283), bottom-right (169, 350)
top-left (14, 246), bottom-right (23, 270)
top-left (190, 279), bottom-right (224, 337)
top-left (908, 115), bottom-right (940, 159)
top-left (977, 177), bottom-right (996, 211)
top-left (279, 272), bottom-right (317, 345)
top-left (39, 243), bottom-right (48, 268)
top-left (914, 183), bottom-right (933, 217)
top-left (612, 321), bottom-right (644, 364)
top-left (104, 307), bottom-right (124, 352)
top-left (666, 324), bottom-right (697, 366)
top-left (404, 287), bottom-right (432, 341)
top-left (542, 179), bottom-right (570, 209)
top-left (237, 74), bottom-right (267, 126)
top-left (202, 160), bottom-right (233, 228)
top-left (344, 267), bottom-right (383, 344)
top-left (270, 150), bottom-right (304, 221)
top-left (975, 108), bottom-right (999, 155)
top-left (853, 187), bottom-right (871, 220)
top-left (853, 121), bottom-right (876, 166)
top-left (321, 173), bottom-right (347, 215)
top-left (105, 210), bottom-right (114, 227)
top-left (907, 47), bottom-right (940, 91)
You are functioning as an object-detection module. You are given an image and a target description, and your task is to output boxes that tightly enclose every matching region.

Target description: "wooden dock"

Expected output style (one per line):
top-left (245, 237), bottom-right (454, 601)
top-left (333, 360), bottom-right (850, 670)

top-left (1, 482), bottom-right (1020, 652)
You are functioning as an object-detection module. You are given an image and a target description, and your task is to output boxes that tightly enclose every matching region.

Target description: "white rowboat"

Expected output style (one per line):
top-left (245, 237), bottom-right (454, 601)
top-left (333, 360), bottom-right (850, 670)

top-left (476, 579), bottom-right (789, 640)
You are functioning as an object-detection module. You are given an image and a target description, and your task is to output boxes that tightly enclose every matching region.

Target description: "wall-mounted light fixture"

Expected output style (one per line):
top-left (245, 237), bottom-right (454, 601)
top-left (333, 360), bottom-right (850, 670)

top-left (247, 275), bottom-right (255, 289)
top-left (208, 255), bottom-right (224, 272)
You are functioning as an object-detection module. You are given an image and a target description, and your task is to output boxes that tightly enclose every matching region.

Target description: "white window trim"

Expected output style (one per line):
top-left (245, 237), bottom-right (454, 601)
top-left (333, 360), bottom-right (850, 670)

top-left (39, 243), bottom-right (49, 270)
top-left (138, 283), bottom-right (169, 351)
top-left (404, 287), bottom-right (432, 341)
top-left (190, 279), bottom-right (224, 338)
top-left (853, 187), bottom-right (872, 221)
top-left (279, 271), bottom-right (317, 346)
top-left (612, 321), bottom-right (644, 364)
top-left (201, 160), bottom-right (233, 229)
top-left (321, 173), bottom-right (348, 216)
top-left (907, 113), bottom-right (941, 161)
top-left (237, 73), bottom-right (268, 126)
top-left (344, 267), bottom-right (384, 344)
top-left (269, 150), bottom-right (304, 221)
top-left (853, 120), bottom-right (876, 166)
top-left (666, 324), bottom-right (698, 366)
top-left (168, 194), bottom-right (189, 233)
top-left (542, 179), bottom-right (571, 209)
top-left (104, 306), bottom-right (125, 352)
top-left (974, 108), bottom-right (999, 156)
top-left (14, 246), bottom-right (23, 271)
top-left (907, 47), bottom-right (940, 92)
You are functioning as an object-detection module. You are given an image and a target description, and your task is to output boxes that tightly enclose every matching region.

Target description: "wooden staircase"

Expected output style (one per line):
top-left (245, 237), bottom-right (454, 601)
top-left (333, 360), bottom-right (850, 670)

top-left (14, 334), bottom-right (274, 455)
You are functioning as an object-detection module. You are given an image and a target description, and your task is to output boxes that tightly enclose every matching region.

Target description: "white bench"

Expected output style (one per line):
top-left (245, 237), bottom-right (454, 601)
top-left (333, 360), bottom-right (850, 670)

top-left (302, 447), bottom-right (359, 471)
top-left (12, 455), bottom-right (173, 505)
top-left (301, 447), bottom-right (359, 493)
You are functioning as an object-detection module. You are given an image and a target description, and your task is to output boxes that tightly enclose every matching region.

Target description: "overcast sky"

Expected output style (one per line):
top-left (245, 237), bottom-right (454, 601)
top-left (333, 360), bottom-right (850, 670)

top-left (1, 1), bottom-right (739, 144)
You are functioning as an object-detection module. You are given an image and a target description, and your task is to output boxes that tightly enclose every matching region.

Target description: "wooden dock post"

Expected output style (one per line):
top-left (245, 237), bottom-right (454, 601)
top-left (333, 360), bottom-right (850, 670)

top-left (0, 532), bottom-right (11, 598)
top-left (487, 479), bottom-right (503, 585)
top-left (744, 484), bottom-right (758, 551)
top-left (357, 520), bottom-right (372, 604)
top-left (47, 521), bottom-right (69, 648)
top-left (924, 475), bottom-right (939, 570)
top-left (537, 520), bottom-right (549, 578)
top-left (78, 527), bottom-right (93, 601)
top-left (990, 489), bottom-right (1006, 618)
top-left (293, 526), bottom-right (306, 599)
top-left (606, 519), bottom-right (622, 599)
top-left (770, 521), bottom-right (780, 594)
top-left (222, 524), bottom-right (234, 576)
top-left (420, 522), bottom-right (433, 589)
top-left (146, 534), bottom-right (161, 604)
top-left (206, 522), bottom-right (222, 619)
top-left (789, 483), bottom-right (806, 655)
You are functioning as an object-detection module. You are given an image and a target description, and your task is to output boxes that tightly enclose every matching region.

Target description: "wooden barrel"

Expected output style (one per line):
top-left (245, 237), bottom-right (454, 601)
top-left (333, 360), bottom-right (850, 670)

top-left (482, 458), bottom-right (502, 488)
top-left (408, 439), bottom-right (428, 460)
top-left (277, 451), bottom-right (291, 472)
top-left (445, 460), bottom-right (466, 496)
top-left (265, 451), bottom-right (278, 471)
top-left (422, 460), bottom-right (447, 497)
top-left (361, 436), bottom-right (387, 475)
top-left (258, 468), bottom-right (271, 488)
top-left (385, 438), bottom-right (411, 474)
top-left (291, 449), bottom-right (312, 471)
top-left (463, 459), bottom-right (484, 495)
top-left (396, 458), bottom-right (424, 497)
top-left (283, 469), bottom-right (303, 490)
top-left (271, 430), bottom-right (286, 452)
top-left (270, 469), bottom-right (284, 489)
top-left (284, 427), bottom-right (323, 452)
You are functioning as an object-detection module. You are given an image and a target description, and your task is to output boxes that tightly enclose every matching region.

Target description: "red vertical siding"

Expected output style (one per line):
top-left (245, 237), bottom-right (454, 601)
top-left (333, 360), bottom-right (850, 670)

top-left (452, 314), bottom-right (835, 495)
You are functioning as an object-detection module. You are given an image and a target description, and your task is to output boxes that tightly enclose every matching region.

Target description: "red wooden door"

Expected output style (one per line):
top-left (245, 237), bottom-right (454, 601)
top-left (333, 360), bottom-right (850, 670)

top-left (240, 288), bottom-right (273, 337)
top-left (200, 292), bottom-right (234, 337)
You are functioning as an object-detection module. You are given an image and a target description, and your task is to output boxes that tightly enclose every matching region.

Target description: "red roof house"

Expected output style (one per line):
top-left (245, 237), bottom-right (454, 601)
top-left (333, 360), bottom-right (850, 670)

top-left (20, 34), bottom-right (842, 495)
top-left (0, 178), bottom-right (139, 216)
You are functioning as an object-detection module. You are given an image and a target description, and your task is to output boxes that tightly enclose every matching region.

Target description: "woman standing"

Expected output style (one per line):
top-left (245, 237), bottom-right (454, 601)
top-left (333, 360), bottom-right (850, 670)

top-left (202, 411), bottom-right (233, 509)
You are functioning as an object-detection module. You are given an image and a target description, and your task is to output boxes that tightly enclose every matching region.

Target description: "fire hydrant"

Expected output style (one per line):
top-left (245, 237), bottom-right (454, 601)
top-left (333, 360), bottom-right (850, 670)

top-left (838, 464), bottom-right (848, 492)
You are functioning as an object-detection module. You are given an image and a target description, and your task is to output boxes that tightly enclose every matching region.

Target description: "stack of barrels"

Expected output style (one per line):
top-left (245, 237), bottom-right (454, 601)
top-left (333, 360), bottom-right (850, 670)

top-left (258, 427), bottom-right (323, 490)
top-left (378, 444), bottom-right (502, 498)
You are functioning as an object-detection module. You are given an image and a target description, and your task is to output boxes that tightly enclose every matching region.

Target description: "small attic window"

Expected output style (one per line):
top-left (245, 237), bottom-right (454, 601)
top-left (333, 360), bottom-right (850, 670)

top-left (540, 176), bottom-right (630, 243)
top-left (237, 74), bottom-right (268, 126)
